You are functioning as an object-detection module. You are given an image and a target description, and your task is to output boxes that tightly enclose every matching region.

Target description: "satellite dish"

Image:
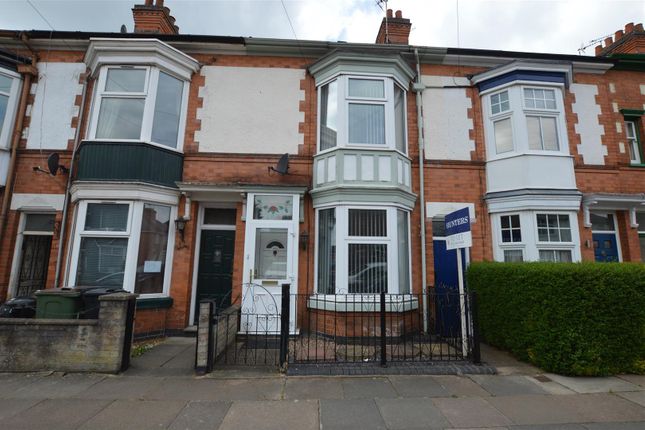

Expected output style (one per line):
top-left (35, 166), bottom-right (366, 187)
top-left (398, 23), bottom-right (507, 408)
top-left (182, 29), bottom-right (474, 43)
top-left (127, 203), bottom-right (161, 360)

top-left (47, 152), bottom-right (69, 176)
top-left (120, 24), bottom-right (128, 34)
top-left (268, 153), bottom-right (289, 175)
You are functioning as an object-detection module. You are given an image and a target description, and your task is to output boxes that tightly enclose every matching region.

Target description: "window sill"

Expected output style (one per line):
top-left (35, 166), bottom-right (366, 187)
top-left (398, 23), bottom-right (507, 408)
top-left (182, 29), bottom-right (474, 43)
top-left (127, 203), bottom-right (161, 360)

top-left (488, 151), bottom-right (573, 162)
top-left (627, 163), bottom-right (645, 168)
top-left (136, 296), bottom-right (173, 310)
top-left (307, 294), bottom-right (418, 312)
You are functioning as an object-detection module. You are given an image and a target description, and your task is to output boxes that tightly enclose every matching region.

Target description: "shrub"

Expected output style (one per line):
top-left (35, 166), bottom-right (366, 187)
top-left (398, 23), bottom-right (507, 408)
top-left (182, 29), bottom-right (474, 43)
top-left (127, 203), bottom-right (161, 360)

top-left (468, 262), bottom-right (645, 376)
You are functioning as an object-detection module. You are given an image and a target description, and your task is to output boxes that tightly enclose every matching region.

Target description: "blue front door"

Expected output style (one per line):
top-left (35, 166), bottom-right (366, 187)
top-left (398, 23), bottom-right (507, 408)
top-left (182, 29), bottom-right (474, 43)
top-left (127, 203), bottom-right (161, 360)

top-left (593, 233), bottom-right (619, 262)
top-left (432, 239), bottom-right (466, 337)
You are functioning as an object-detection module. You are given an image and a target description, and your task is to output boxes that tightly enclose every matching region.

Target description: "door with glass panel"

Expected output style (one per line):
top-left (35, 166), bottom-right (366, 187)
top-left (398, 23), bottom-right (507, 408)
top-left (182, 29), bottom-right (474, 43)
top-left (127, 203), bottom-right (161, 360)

top-left (591, 212), bottom-right (620, 262)
top-left (243, 194), bottom-right (298, 334)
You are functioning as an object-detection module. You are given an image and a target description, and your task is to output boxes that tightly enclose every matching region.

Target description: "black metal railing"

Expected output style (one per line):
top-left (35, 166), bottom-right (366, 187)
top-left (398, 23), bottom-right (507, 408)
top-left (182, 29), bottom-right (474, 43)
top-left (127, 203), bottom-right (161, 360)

top-left (197, 285), bottom-right (480, 370)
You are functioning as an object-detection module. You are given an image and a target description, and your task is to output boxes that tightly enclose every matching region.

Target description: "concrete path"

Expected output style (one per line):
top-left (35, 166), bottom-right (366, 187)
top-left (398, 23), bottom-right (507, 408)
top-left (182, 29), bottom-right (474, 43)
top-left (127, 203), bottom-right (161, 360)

top-left (0, 337), bottom-right (642, 429)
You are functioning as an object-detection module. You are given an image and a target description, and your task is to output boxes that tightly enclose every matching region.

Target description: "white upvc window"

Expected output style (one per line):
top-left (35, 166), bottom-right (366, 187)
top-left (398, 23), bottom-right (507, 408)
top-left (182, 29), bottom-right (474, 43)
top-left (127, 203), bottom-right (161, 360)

top-left (493, 211), bottom-right (579, 263)
top-left (498, 214), bottom-right (524, 262)
top-left (88, 66), bottom-right (189, 151)
top-left (318, 75), bottom-right (407, 154)
top-left (625, 120), bottom-right (642, 164)
top-left (315, 205), bottom-right (411, 295)
top-left (483, 84), bottom-right (568, 159)
top-left (0, 68), bottom-right (21, 151)
top-left (69, 200), bottom-right (176, 297)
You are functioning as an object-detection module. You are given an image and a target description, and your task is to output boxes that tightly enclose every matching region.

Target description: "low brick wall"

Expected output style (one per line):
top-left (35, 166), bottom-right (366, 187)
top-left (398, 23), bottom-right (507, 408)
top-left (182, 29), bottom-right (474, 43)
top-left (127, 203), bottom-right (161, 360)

top-left (306, 308), bottom-right (420, 337)
top-left (0, 293), bottom-right (136, 373)
top-left (195, 302), bottom-right (240, 374)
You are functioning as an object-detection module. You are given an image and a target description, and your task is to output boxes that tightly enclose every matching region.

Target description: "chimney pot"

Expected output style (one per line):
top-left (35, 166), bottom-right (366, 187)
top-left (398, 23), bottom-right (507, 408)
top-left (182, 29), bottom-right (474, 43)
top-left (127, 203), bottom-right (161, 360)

top-left (395, 10), bottom-right (402, 18)
top-left (604, 36), bottom-right (613, 48)
top-left (635, 23), bottom-right (644, 32)
top-left (144, 0), bottom-right (152, 5)
top-left (595, 44), bottom-right (602, 56)
top-left (614, 30), bottom-right (624, 41)
top-left (386, 9), bottom-right (393, 18)
top-left (625, 22), bottom-right (635, 33)
top-left (155, 0), bottom-right (164, 7)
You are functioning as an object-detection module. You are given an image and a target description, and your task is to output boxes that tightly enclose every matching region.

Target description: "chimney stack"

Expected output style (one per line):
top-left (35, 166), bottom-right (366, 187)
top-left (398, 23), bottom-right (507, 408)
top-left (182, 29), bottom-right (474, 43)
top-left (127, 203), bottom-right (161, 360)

top-left (595, 21), bottom-right (645, 56)
top-left (132, 0), bottom-right (179, 35)
top-left (375, 9), bottom-right (411, 45)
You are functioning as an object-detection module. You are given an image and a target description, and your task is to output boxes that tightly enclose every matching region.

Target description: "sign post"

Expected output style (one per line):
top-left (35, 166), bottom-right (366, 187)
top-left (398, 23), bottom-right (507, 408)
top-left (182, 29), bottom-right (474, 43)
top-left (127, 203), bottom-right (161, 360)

top-left (444, 207), bottom-right (472, 358)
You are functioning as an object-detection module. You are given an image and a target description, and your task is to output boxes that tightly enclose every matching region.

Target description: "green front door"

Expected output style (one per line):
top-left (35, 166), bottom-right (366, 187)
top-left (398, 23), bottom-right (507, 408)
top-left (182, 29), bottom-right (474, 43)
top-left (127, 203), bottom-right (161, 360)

top-left (195, 230), bottom-right (235, 321)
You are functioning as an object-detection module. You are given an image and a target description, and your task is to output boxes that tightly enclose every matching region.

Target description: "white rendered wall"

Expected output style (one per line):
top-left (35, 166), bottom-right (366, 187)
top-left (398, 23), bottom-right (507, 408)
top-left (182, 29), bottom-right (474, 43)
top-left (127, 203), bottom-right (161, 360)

top-left (26, 63), bottom-right (85, 150)
top-left (570, 84), bottom-right (607, 165)
top-left (486, 155), bottom-right (577, 193)
top-left (196, 66), bottom-right (305, 153)
top-left (421, 75), bottom-right (474, 160)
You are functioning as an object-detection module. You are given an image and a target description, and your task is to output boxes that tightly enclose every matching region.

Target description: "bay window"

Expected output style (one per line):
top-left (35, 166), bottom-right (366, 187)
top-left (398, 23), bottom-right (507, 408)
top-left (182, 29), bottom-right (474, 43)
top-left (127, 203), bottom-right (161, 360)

top-left (1, 68), bottom-right (21, 186)
top-left (318, 75), bottom-right (407, 153)
top-left (484, 84), bottom-right (567, 158)
top-left (70, 200), bottom-right (175, 296)
top-left (493, 211), bottom-right (579, 263)
top-left (316, 206), bottom-right (410, 295)
top-left (89, 66), bottom-right (188, 150)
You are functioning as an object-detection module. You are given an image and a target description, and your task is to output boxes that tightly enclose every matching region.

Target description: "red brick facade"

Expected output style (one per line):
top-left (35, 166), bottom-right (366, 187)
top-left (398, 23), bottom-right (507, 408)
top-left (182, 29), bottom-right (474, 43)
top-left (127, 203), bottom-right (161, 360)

top-left (0, 6), bottom-right (643, 337)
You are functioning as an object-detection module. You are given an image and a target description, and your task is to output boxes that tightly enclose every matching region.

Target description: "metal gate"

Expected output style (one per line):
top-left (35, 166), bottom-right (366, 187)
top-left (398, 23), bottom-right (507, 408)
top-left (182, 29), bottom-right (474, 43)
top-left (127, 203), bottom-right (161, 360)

top-left (195, 284), bottom-right (480, 373)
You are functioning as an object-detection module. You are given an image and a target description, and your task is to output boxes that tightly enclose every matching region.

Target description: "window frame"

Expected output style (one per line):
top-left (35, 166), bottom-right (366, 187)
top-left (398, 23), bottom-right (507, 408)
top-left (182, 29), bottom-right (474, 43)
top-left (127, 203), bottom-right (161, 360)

top-left (69, 200), bottom-right (176, 297)
top-left (483, 83), bottom-right (569, 161)
top-left (0, 68), bottom-right (21, 151)
top-left (88, 65), bottom-right (189, 152)
top-left (625, 119), bottom-right (643, 165)
top-left (317, 74), bottom-right (408, 156)
top-left (314, 204), bottom-right (410, 295)
top-left (493, 211), bottom-right (579, 263)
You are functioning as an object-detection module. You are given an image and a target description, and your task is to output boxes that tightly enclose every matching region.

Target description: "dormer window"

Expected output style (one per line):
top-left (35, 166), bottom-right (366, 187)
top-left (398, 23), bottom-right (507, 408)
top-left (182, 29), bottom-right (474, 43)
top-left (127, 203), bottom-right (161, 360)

top-left (318, 75), bottom-right (407, 154)
top-left (90, 66), bottom-right (187, 149)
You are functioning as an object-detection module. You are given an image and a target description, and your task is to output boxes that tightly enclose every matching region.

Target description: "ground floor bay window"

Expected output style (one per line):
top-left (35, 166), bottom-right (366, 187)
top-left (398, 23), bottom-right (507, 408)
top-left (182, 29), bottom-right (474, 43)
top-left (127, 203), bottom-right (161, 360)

top-left (69, 200), bottom-right (176, 296)
top-left (316, 205), bottom-right (411, 295)
top-left (492, 210), bottom-right (581, 262)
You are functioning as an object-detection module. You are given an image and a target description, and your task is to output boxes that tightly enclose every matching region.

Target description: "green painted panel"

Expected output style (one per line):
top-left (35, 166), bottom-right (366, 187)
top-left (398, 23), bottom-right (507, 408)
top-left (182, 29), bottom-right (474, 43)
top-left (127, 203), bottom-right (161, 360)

top-left (136, 297), bottom-right (173, 310)
top-left (76, 141), bottom-right (183, 188)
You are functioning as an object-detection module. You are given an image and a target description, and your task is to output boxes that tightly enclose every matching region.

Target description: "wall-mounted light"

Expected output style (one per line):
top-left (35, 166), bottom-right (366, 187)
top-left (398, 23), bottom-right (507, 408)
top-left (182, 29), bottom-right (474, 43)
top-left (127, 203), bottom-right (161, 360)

top-left (175, 217), bottom-right (187, 242)
top-left (299, 230), bottom-right (309, 250)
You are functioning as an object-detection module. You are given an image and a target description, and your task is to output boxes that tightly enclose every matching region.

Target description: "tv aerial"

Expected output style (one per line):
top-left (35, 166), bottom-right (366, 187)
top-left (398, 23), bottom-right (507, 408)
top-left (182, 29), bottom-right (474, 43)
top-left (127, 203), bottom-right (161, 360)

top-left (268, 153), bottom-right (289, 175)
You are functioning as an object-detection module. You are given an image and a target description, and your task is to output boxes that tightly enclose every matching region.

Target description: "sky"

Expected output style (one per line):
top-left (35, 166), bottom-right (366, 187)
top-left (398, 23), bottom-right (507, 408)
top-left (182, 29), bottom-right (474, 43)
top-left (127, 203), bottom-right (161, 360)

top-left (0, 0), bottom-right (643, 56)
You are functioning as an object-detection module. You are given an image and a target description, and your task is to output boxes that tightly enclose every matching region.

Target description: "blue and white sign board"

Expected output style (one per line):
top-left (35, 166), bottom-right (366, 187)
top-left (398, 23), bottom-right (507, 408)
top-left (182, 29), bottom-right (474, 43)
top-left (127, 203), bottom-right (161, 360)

top-left (443, 206), bottom-right (472, 357)
top-left (444, 207), bottom-right (472, 250)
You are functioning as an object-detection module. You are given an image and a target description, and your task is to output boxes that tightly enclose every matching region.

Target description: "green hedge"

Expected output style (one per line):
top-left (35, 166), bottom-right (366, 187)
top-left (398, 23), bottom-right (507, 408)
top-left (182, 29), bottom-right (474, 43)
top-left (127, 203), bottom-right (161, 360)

top-left (468, 262), bottom-right (645, 376)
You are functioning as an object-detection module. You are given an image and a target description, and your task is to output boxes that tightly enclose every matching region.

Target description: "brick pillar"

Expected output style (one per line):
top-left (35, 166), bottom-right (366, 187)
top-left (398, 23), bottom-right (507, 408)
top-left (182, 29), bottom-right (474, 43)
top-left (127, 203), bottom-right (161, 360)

top-left (577, 211), bottom-right (594, 262)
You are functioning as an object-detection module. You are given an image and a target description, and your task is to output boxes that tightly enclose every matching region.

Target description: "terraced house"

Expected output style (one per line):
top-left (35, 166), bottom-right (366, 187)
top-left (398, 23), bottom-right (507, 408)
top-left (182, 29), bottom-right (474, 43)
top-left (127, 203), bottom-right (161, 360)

top-left (0, 1), bottom-right (643, 339)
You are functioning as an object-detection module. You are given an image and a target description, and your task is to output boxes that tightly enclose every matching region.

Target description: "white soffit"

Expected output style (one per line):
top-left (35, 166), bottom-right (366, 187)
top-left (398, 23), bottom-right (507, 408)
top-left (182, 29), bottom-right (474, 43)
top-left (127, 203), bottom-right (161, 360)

top-left (84, 38), bottom-right (201, 80)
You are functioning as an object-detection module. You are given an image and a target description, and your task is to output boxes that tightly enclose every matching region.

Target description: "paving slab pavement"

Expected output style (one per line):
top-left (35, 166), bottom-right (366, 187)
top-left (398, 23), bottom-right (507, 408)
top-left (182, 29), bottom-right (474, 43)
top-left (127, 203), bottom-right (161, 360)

top-left (78, 399), bottom-right (187, 430)
top-left (1, 337), bottom-right (643, 429)
top-left (219, 400), bottom-right (319, 430)
top-left (544, 374), bottom-right (641, 394)
top-left (167, 401), bottom-right (231, 430)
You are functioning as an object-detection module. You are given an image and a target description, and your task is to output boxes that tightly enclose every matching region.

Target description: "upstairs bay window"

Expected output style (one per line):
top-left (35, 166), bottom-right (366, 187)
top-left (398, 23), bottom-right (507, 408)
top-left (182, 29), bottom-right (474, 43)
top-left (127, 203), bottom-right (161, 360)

top-left (89, 66), bottom-right (188, 150)
top-left (318, 75), bottom-right (407, 154)
top-left (485, 85), bottom-right (567, 158)
top-left (0, 69), bottom-right (20, 152)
